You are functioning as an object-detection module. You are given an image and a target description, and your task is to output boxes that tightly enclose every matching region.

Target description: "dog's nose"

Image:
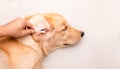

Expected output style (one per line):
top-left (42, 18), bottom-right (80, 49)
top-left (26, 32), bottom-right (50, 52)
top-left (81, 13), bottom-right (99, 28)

top-left (81, 31), bottom-right (84, 37)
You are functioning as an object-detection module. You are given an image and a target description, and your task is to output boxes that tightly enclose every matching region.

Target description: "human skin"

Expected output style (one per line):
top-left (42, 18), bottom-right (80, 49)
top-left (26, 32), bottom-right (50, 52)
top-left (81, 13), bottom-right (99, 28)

top-left (0, 17), bottom-right (35, 38)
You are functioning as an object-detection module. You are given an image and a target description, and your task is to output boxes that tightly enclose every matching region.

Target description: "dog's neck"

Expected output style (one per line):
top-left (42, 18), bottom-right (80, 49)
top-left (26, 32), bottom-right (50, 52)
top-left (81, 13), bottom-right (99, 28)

top-left (16, 35), bottom-right (49, 56)
top-left (16, 35), bottom-right (40, 53)
top-left (17, 35), bottom-right (44, 57)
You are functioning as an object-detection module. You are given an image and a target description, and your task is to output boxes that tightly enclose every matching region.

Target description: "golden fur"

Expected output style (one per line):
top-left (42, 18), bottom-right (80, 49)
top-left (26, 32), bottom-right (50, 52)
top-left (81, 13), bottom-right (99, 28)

top-left (0, 13), bottom-right (83, 69)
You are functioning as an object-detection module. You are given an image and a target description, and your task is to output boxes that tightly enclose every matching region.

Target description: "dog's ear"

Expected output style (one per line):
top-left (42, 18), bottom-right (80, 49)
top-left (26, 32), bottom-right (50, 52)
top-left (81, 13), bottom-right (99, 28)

top-left (24, 15), bottom-right (33, 20)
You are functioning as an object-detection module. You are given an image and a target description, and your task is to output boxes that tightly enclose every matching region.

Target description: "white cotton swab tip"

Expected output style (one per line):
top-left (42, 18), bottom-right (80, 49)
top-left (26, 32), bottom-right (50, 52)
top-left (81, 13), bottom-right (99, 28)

top-left (29, 15), bottom-right (50, 34)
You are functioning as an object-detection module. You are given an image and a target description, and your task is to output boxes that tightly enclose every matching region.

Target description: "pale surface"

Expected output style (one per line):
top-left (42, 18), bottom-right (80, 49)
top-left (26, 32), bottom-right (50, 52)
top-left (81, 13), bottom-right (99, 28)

top-left (0, 0), bottom-right (120, 69)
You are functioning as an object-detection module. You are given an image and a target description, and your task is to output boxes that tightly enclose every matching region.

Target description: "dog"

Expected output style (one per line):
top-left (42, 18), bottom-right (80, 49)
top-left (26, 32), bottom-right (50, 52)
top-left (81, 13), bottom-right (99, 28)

top-left (0, 13), bottom-right (84, 69)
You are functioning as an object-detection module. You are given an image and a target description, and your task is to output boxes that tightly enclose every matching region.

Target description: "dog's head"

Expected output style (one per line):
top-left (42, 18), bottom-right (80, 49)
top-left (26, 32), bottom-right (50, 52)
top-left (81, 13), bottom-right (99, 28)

top-left (25, 13), bottom-right (84, 55)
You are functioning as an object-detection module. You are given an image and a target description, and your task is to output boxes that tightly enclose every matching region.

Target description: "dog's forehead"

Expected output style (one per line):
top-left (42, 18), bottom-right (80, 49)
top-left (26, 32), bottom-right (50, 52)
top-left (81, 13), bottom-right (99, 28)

top-left (29, 15), bottom-right (50, 33)
top-left (54, 15), bottom-right (64, 26)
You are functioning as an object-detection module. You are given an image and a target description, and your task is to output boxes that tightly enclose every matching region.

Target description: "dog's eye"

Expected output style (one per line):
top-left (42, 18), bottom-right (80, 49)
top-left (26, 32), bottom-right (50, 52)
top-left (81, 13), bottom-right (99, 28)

top-left (63, 43), bottom-right (70, 45)
top-left (62, 26), bottom-right (67, 31)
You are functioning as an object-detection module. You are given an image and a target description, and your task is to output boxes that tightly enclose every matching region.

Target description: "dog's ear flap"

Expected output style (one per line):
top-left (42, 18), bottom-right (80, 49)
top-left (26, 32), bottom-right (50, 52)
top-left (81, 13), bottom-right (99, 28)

top-left (24, 13), bottom-right (42, 20)
top-left (24, 16), bottom-right (31, 20)
top-left (24, 15), bottom-right (34, 20)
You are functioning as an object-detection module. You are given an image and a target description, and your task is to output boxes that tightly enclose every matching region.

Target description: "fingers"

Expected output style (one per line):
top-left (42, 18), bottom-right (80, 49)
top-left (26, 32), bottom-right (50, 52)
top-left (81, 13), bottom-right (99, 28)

top-left (23, 19), bottom-right (35, 36)
top-left (23, 29), bottom-right (35, 35)
top-left (23, 21), bottom-right (35, 35)
top-left (24, 20), bottom-right (34, 30)
top-left (14, 17), bottom-right (34, 30)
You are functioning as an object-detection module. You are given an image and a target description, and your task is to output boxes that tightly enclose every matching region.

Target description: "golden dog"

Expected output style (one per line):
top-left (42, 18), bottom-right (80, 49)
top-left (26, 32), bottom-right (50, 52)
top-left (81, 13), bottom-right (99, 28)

top-left (0, 13), bottom-right (84, 69)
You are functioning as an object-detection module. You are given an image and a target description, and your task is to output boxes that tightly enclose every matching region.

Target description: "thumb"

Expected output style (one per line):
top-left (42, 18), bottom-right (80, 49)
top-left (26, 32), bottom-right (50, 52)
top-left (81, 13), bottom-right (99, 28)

top-left (23, 29), bottom-right (35, 35)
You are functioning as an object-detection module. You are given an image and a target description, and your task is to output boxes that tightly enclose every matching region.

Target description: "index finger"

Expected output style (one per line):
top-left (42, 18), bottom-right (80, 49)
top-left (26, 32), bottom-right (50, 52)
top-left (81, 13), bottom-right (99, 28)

top-left (25, 20), bottom-right (34, 30)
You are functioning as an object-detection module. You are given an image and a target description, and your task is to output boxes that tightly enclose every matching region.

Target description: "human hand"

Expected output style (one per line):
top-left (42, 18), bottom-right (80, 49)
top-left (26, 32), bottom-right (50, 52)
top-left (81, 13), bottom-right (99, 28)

top-left (2, 17), bottom-right (35, 38)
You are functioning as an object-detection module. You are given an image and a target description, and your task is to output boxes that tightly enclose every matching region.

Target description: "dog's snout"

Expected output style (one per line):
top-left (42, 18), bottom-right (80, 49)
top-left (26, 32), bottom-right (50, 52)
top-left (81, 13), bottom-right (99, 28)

top-left (81, 31), bottom-right (84, 37)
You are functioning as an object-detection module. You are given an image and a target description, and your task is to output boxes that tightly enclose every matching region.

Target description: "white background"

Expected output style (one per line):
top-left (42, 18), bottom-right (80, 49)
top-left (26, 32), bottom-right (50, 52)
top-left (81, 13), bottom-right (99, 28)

top-left (0, 0), bottom-right (120, 69)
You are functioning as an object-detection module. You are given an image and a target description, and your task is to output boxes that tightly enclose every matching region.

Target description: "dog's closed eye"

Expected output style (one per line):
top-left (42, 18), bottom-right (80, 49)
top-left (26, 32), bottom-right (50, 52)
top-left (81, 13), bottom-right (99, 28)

top-left (62, 26), bottom-right (67, 31)
top-left (63, 43), bottom-right (70, 45)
